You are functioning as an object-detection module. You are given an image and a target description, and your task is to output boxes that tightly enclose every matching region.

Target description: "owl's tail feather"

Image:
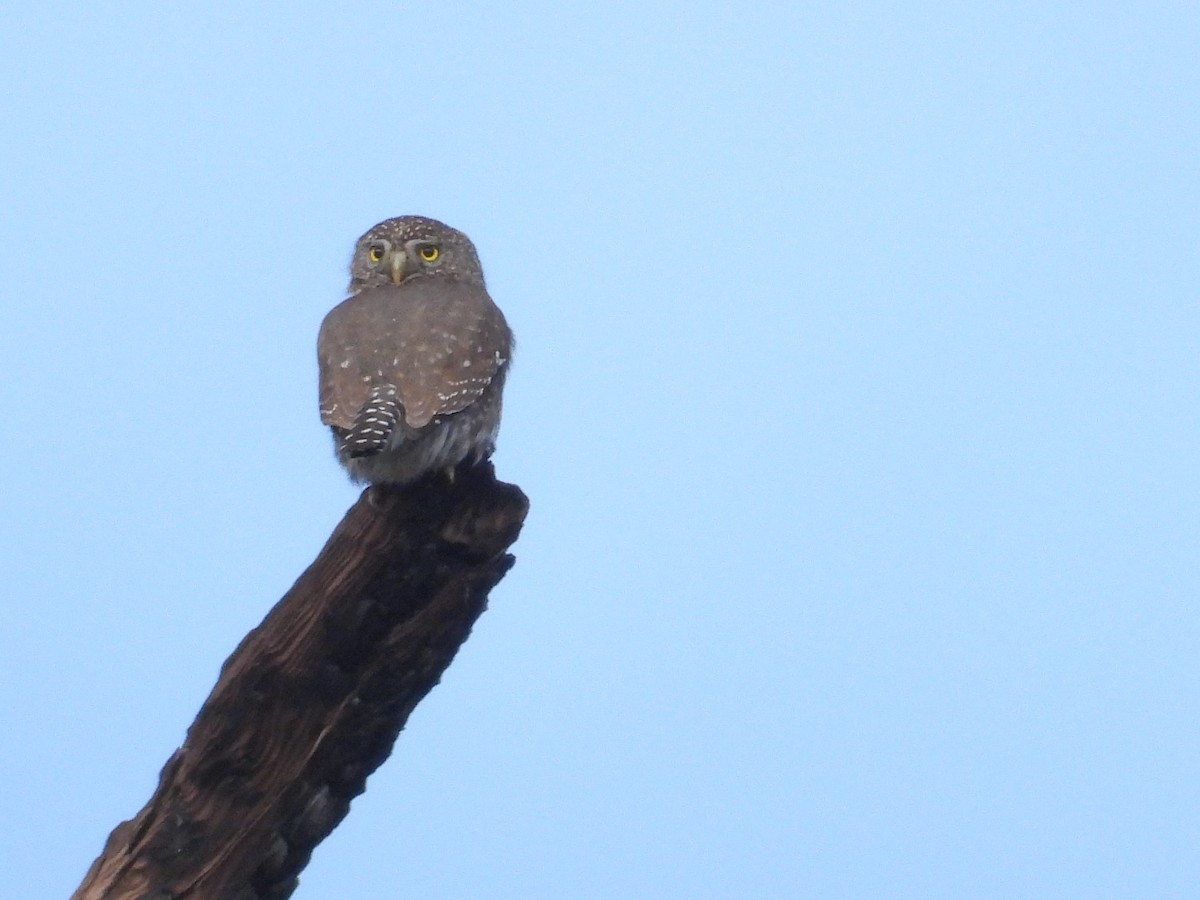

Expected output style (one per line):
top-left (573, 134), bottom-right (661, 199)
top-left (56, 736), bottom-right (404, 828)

top-left (341, 384), bottom-right (402, 458)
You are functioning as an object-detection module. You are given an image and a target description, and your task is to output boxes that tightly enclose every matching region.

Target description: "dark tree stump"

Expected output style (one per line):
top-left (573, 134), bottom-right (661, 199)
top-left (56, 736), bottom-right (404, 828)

top-left (73, 463), bottom-right (528, 900)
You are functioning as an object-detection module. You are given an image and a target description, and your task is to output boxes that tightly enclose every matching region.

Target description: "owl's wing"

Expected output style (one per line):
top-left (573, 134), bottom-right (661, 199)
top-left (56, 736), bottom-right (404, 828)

top-left (318, 280), bottom-right (510, 433)
top-left (317, 297), bottom-right (374, 431)
top-left (389, 280), bottom-right (511, 429)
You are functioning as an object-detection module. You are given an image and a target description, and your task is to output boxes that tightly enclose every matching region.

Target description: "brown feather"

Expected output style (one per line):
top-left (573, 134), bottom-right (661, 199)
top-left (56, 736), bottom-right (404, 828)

top-left (318, 277), bottom-right (510, 432)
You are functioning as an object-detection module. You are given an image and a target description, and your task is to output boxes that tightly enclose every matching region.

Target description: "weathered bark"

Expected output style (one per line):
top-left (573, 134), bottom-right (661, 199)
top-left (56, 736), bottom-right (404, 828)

top-left (74, 463), bottom-right (528, 899)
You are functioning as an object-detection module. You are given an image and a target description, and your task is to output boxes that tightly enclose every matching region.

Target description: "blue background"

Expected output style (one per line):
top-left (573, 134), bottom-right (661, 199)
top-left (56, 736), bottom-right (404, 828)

top-left (1, 3), bottom-right (1196, 897)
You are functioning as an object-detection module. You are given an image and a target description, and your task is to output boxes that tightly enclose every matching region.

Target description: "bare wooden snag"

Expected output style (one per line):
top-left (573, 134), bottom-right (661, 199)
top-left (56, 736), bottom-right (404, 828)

top-left (74, 462), bottom-right (528, 900)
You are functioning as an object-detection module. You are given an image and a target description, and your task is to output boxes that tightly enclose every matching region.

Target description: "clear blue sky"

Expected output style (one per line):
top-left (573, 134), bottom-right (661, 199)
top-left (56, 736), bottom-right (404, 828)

top-left (1, 3), bottom-right (1196, 897)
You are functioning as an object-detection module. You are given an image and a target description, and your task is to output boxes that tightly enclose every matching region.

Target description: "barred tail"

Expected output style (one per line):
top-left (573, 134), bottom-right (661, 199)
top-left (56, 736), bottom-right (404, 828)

top-left (341, 384), bottom-right (402, 458)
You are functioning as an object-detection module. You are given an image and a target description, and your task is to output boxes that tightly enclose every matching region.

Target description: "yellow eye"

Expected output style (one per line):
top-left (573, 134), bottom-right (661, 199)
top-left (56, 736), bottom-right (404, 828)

top-left (368, 244), bottom-right (386, 263)
top-left (419, 245), bottom-right (440, 262)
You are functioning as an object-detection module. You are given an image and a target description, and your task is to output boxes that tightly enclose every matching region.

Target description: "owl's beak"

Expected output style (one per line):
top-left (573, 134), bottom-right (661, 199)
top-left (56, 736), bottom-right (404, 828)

top-left (390, 253), bottom-right (407, 284)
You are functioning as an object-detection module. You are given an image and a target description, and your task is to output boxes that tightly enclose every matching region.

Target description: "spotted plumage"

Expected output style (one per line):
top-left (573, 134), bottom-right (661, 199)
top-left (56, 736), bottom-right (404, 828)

top-left (341, 384), bottom-right (400, 458)
top-left (318, 216), bottom-right (512, 484)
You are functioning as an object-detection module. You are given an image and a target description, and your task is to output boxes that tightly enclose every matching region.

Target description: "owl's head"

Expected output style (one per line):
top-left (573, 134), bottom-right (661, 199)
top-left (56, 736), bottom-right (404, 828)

top-left (348, 215), bottom-right (485, 294)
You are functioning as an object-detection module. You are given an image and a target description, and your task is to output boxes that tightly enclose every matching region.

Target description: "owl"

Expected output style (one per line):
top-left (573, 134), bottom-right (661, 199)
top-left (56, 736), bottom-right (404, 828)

top-left (318, 216), bottom-right (513, 485)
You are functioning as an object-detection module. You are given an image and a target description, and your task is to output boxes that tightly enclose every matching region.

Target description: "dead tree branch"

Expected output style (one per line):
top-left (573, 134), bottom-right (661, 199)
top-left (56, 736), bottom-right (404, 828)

top-left (73, 462), bottom-right (528, 900)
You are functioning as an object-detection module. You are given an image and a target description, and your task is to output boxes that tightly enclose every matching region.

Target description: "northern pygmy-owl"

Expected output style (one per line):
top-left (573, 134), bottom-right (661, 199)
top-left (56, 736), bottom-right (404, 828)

top-left (318, 216), bottom-right (513, 484)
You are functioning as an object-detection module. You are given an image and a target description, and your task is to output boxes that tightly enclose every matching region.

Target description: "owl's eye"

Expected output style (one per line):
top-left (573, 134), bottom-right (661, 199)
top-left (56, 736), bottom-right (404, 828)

top-left (419, 245), bottom-right (441, 262)
top-left (368, 243), bottom-right (386, 263)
